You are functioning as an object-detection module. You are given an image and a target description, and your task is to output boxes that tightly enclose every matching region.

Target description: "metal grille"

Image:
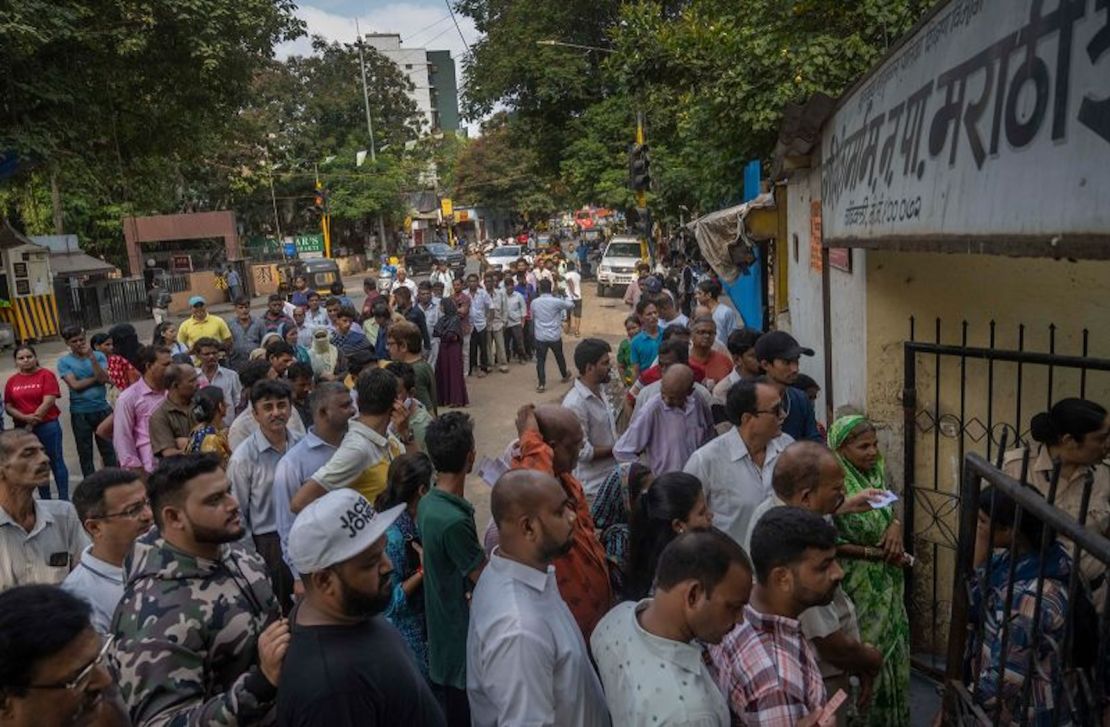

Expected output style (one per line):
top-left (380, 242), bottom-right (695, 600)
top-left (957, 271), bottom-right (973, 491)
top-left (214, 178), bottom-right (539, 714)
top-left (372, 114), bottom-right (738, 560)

top-left (942, 452), bottom-right (1110, 724)
top-left (901, 318), bottom-right (1110, 676)
top-left (53, 277), bottom-right (152, 332)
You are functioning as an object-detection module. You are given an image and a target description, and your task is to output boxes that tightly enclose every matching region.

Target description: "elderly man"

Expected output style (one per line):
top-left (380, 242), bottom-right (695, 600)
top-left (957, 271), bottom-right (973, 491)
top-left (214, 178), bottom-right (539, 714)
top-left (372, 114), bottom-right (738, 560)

top-left (467, 470), bottom-right (610, 727)
top-left (277, 490), bottom-right (444, 726)
top-left (615, 364), bottom-right (715, 474)
top-left (509, 404), bottom-right (611, 639)
top-left (0, 430), bottom-right (88, 589)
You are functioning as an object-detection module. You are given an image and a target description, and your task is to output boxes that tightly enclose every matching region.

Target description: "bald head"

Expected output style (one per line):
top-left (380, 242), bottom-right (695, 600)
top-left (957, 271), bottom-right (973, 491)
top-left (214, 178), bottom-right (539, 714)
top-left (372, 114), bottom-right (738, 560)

top-left (772, 441), bottom-right (846, 514)
top-left (661, 364), bottom-right (695, 409)
top-left (534, 404), bottom-right (585, 476)
top-left (491, 470), bottom-right (563, 528)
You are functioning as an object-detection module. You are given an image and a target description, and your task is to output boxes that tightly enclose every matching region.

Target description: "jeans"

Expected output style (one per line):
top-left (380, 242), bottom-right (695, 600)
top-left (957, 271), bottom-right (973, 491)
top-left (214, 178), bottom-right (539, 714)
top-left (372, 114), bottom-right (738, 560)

top-left (534, 339), bottom-right (568, 387)
top-left (523, 319), bottom-right (535, 358)
top-left (71, 408), bottom-right (117, 476)
top-left (505, 325), bottom-right (526, 361)
top-left (469, 327), bottom-right (490, 374)
top-left (33, 419), bottom-right (69, 500)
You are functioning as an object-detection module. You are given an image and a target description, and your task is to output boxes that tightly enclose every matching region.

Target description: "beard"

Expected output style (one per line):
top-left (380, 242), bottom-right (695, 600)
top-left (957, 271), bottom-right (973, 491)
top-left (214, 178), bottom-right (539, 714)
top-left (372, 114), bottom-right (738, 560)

top-left (538, 530), bottom-right (575, 562)
top-left (337, 572), bottom-right (392, 619)
top-left (189, 516), bottom-right (244, 544)
top-left (795, 582), bottom-right (837, 609)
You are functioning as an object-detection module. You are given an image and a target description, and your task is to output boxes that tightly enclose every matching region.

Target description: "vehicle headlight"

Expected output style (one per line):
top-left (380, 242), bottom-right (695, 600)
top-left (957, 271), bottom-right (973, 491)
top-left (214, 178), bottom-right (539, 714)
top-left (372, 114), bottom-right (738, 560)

top-left (600, 265), bottom-right (612, 273)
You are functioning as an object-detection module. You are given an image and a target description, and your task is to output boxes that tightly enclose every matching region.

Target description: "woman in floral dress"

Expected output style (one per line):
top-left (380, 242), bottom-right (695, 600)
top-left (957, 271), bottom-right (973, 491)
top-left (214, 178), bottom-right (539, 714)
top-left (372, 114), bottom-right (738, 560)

top-left (829, 414), bottom-right (911, 726)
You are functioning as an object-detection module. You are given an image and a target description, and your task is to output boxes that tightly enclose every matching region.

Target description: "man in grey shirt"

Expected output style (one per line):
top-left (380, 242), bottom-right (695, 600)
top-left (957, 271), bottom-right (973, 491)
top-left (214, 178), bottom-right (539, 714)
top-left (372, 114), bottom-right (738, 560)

top-left (562, 338), bottom-right (617, 501)
top-left (226, 297), bottom-right (264, 371)
top-left (226, 379), bottom-right (300, 611)
top-left (529, 279), bottom-right (574, 393)
top-left (0, 430), bottom-right (88, 590)
top-left (63, 468), bottom-right (154, 632)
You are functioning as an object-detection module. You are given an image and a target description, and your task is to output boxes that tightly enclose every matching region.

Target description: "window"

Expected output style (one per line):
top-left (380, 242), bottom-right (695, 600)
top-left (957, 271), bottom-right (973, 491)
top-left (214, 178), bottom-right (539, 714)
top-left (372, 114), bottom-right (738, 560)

top-left (405, 64), bottom-right (413, 69)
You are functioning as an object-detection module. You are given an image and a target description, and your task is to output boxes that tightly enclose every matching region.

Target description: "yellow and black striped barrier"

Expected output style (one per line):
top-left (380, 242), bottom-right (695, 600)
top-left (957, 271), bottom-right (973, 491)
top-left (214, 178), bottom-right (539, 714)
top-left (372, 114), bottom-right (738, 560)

top-left (0, 294), bottom-right (61, 342)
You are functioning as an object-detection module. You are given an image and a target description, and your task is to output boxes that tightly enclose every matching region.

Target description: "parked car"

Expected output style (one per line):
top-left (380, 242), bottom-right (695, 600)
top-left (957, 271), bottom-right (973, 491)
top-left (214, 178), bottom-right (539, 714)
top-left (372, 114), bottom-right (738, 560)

top-left (404, 242), bottom-right (466, 277)
top-left (596, 236), bottom-right (649, 297)
top-left (486, 244), bottom-right (530, 272)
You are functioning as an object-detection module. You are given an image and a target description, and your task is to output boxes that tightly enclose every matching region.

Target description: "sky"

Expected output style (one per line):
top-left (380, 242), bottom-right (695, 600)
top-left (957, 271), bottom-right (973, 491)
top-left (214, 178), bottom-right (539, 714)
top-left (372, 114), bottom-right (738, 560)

top-left (277, 0), bottom-right (482, 132)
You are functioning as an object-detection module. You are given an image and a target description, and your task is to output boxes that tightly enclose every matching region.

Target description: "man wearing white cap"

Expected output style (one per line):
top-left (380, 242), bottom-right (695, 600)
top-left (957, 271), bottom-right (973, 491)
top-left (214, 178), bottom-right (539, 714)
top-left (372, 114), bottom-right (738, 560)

top-left (278, 489), bottom-right (445, 726)
top-left (177, 295), bottom-right (232, 352)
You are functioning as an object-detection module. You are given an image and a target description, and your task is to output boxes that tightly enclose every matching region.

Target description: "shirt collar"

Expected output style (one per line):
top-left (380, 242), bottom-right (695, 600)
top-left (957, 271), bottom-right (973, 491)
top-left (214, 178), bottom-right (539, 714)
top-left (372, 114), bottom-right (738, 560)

top-left (76, 545), bottom-right (124, 583)
top-left (728, 430), bottom-right (751, 462)
top-left (489, 547), bottom-right (554, 593)
top-left (303, 427), bottom-right (339, 449)
top-left (631, 599), bottom-right (706, 673)
top-left (350, 419), bottom-right (389, 446)
top-left (745, 603), bottom-right (804, 634)
top-left (248, 427), bottom-right (293, 454)
top-left (573, 377), bottom-right (601, 402)
top-left (0, 498), bottom-right (54, 537)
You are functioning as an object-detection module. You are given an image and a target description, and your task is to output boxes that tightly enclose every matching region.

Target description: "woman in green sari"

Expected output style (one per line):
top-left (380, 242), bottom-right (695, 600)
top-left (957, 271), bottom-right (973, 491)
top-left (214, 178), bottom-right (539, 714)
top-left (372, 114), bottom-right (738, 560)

top-left (829, 414), bottom-right (911, 727)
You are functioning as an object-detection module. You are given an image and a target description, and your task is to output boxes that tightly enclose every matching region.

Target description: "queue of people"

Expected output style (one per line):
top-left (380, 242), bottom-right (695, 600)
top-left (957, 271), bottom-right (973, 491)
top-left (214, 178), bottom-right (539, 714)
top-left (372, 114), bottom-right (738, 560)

top-left (0, 254), bottom-right (1106, 727)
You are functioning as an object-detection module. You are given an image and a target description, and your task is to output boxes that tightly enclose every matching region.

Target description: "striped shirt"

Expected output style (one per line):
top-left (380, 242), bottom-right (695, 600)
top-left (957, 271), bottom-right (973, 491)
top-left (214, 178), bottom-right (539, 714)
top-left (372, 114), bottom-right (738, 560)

top-left (708, 605), bottom-right (826, 726)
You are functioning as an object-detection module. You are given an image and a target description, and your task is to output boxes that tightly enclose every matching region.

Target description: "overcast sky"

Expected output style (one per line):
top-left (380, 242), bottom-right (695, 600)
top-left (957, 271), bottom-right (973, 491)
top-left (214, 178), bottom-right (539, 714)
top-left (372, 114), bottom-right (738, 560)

top-left (277, 1), bottom-right (482, 132)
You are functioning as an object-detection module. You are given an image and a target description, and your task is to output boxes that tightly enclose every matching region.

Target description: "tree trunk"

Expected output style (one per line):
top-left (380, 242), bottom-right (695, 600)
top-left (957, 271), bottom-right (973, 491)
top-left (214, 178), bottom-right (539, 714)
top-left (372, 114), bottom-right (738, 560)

top-left (50, 171), bottom-right (64, 234)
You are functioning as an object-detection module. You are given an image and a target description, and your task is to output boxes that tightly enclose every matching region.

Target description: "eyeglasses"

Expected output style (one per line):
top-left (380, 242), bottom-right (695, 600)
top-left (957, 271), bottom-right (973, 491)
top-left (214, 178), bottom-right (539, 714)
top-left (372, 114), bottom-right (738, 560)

top-left (25, 635), bottom-right (113, 691)
top-left (754, 404), bottom-right (786, 420)
top-left (96, 498), bottom-right (151, 520)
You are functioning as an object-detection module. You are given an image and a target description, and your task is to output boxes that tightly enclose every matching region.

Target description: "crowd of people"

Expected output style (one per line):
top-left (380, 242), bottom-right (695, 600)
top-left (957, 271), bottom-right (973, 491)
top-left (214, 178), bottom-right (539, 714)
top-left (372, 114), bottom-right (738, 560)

top-left (0, 247), bottom-right (1107, 727)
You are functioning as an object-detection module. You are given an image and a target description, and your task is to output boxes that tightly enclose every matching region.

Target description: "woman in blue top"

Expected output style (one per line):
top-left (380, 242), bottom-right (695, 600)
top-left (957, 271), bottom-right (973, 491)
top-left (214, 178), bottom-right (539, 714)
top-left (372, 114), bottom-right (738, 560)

top-left (628, 297), bottom-right (662, 379)
top-left (375, 452), bottom-right (434, 679)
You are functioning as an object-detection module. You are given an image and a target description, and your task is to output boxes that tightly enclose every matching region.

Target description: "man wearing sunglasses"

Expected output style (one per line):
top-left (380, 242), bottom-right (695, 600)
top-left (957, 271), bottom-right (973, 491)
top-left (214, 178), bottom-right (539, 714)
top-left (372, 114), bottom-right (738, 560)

top-left (0, 584), bottom-right (124, 727)
top-left (62, 469), bottom-right (153, 634)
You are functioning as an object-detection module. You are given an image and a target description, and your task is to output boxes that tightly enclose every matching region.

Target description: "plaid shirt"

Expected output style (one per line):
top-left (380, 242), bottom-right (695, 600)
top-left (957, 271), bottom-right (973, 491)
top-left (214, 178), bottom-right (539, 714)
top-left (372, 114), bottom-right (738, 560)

top-left (708, 605), bottom-right (826, 726)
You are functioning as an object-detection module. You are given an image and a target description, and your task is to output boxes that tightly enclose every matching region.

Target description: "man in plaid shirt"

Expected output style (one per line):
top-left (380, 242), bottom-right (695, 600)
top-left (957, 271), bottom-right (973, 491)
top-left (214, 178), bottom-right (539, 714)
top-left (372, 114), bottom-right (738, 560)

top-left (708, 507), bottom-right (843, 726)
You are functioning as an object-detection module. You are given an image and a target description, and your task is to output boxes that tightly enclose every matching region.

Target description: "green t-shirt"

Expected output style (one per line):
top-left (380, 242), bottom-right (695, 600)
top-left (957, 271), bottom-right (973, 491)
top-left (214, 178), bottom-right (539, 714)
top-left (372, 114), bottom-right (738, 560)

top-left (416, 486), bottom-right (484, 689)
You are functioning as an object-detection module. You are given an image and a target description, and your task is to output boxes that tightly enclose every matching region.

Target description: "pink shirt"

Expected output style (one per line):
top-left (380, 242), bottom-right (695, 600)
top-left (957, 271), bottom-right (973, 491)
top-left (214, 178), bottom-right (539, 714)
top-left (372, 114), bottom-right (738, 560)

top-left (112, 378), bottom-right (166, 472)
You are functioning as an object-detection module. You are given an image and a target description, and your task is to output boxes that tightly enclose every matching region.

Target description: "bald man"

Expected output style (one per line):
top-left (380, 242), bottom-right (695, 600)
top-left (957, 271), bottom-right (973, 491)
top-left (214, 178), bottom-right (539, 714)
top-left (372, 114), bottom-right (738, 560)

top-left (743, 441), bottom-right (886, 719)
top-left (614, 363), bottom-right (715, 474)
top-left (508, 404), bottom-right (611, 640)
top-left (466, 470), bottom-right (609, 726)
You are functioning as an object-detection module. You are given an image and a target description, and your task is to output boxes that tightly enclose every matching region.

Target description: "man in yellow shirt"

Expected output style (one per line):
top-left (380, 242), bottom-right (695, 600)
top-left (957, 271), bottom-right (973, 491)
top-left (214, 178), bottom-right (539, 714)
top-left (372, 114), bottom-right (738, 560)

top-left (290, 367), bottom-right (417, 511)
top-left (177, 296), bottom-right (233, 352)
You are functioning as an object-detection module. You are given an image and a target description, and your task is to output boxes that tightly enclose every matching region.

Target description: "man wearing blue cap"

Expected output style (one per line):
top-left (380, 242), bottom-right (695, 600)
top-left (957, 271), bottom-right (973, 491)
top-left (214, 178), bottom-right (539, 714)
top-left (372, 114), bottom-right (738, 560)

top-left (177, 295), bottom-right (232, 353)
top-left (278, 490), bottom-right (445, 726)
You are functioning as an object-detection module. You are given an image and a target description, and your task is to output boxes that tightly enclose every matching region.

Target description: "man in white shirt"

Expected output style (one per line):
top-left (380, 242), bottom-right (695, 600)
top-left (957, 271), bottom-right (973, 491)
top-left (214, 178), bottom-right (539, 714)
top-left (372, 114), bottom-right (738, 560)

top-left (529, 279), bottom-right (574, 393)
top-left (430, 260), bottom-right (454, 290)
top-left (418, 281), bottom-right (442, 369)
top-left (563, 261), bottom-right (583, 337)
top-left (562, 339), bottom-right (617, 500)
top-left (592, 529), bottom-right (753, 726)
top-left (684, 379), bottom-right (793, 546)
top-left (304, 290), bottom-right (331, 330)
top-left (504, 284), bottom-right (528, 365)
top-left (0, 430), bottom-right (88, 590)
top-left (484, 274), bottom-right (510, 373)
top-left (467, 469), bottom-right (610, 727)
top-left (466, 274), bottom-right (493, 377)
top-left (390, 267), bottom-right (418, 298)
top-left (63, 468), bottom-right (154, 632)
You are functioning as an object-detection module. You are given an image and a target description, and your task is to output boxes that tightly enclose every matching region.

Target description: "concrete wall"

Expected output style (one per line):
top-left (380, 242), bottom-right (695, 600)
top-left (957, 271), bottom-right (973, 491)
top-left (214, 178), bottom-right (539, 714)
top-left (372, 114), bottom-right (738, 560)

top-left (781, 166), bottom-right (869, 425)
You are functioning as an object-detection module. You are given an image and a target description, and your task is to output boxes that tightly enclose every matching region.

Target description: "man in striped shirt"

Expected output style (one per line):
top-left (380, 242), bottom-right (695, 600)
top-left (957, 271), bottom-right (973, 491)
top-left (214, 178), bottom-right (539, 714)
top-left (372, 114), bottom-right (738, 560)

top-left (708, 507), bottom-right (842, 726)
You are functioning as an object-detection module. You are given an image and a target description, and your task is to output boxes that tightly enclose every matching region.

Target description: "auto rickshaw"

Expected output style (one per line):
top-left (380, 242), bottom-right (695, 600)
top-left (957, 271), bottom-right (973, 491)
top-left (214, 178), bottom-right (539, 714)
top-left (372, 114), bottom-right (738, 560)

top-left (277, 258), bottom-right (342, 297)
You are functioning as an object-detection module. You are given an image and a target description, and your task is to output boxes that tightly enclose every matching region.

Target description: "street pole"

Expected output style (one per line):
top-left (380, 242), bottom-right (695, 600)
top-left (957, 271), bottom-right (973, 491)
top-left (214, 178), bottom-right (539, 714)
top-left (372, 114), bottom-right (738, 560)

top-left (635, 111), bottom-right (654, 263)
top-left (263, 145), bottom-right (283, 251)
top-left (356, 19), bottom-right (390, 255)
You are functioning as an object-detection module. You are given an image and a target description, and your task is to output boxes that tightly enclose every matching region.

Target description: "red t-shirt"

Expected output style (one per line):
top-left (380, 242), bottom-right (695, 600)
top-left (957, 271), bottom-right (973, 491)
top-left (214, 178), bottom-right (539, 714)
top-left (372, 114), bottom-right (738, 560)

top-left (638, 361), bottom-right (707, 386)
top-left (4, 369), bottom-right (61, 422)
top-left (691, 349), bottom-right (734, 384)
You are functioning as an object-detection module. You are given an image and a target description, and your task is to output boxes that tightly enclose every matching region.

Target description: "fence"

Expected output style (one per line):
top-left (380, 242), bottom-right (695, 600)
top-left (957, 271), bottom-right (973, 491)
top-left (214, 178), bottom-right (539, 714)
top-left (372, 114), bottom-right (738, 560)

top-left (54, 277), bottom-right (151, 332)
top-left (901, 318), bottom-right (1110, 676)
top-left (942, 451), bottom-right (1110, 724)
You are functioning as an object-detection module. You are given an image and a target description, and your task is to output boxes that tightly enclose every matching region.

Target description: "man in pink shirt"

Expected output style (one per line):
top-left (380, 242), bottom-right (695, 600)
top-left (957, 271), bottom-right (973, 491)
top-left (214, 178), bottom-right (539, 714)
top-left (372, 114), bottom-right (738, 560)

top-left (113, 345), bottom-right (171, 476)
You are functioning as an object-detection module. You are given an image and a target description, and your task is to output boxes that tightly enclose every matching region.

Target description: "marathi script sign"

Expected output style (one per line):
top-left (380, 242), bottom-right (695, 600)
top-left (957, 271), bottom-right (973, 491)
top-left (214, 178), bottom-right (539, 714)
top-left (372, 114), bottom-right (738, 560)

top-left (821, 0), bottom-right (1110, 248)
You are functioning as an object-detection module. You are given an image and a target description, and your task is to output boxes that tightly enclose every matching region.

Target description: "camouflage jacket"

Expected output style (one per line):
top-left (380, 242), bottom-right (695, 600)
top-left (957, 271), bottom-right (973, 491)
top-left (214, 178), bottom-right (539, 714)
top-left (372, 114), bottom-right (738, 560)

top-left (109, 528), bottom-right (280, 726)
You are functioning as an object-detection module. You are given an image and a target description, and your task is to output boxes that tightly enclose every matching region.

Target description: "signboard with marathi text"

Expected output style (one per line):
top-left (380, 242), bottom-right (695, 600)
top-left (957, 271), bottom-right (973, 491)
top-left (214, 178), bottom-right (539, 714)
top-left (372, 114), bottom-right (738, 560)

top-left (821, 0), bottom-right (1110, 255)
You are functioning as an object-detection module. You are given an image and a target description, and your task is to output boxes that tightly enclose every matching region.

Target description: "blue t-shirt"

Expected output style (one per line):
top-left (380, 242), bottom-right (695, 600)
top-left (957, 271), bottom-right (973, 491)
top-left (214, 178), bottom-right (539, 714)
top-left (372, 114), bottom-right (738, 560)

top-left (782, 385), bottom-right (822, 442)
top-left (57, 352), bottom-right (110, 413)
top-left (629, 329), bottom-right (662, 372)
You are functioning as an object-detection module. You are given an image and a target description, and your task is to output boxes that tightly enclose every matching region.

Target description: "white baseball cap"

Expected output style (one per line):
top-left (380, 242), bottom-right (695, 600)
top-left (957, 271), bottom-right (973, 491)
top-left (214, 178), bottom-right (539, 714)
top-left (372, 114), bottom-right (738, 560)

top-left (288, 490), bottom-right (404, 574)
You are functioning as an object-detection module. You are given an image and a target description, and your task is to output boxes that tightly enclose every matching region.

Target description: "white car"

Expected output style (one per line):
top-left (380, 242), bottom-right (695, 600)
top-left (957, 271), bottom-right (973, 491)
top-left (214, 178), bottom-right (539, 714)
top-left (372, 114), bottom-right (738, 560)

top-left (596, 237), bottom-right (646, 296)
top-left (486, 244), bottom-right (532, 271)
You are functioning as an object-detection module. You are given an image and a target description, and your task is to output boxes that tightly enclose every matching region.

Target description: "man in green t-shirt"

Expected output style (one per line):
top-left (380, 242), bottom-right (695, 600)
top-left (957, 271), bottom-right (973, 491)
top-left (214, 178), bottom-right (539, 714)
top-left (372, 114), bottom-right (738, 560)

top-left (417, 412), bottom-right (486, 725)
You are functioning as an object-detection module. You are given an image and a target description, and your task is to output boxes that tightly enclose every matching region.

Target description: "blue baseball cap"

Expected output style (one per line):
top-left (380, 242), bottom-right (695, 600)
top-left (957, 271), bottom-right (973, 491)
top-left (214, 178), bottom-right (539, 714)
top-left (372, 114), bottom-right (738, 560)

top-left (188, 295), bottom-right (207, 307)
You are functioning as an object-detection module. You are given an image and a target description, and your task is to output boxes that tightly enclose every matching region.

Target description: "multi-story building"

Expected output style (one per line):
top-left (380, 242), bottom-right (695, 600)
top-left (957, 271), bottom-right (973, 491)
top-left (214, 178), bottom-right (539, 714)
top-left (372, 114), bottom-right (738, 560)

top-left (363, 34), bottom-right (460, 135)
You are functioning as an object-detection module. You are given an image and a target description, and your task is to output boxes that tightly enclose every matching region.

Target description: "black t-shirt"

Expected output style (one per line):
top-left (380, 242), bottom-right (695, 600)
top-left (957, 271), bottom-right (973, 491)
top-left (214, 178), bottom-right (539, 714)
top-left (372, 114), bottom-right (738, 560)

top-left (277, 611), bottom-right (445, 727)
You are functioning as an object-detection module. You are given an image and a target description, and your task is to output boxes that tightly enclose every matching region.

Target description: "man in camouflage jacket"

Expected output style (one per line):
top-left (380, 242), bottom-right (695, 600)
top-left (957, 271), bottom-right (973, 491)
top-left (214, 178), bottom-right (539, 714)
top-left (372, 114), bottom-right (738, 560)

top-left (109, 453), bottom-right (288, 726)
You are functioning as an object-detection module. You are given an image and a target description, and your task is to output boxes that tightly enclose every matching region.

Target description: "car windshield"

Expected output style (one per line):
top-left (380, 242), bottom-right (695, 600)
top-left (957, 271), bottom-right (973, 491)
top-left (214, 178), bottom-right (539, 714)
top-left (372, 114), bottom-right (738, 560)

top-left (489, 246), bottom-right (521, 258)
top-left (425, 243), bottom-right (450, 254)
top-left (606, 242), bottom-right (641, 258)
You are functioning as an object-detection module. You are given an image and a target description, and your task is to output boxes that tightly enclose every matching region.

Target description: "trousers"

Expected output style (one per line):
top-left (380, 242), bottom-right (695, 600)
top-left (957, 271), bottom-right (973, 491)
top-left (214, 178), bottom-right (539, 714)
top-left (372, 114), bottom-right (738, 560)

top-left (71, 408), bottom-right (117, 476)
top-left (534, 339), bottom-right (568, 387)
top-left (33, 419), bottom-right (69, 500)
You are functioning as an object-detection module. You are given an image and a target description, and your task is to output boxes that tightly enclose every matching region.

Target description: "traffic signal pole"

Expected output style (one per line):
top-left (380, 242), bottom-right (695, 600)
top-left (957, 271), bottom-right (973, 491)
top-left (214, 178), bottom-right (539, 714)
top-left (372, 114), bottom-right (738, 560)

top-left (634, 112), bottom-right (653, 262)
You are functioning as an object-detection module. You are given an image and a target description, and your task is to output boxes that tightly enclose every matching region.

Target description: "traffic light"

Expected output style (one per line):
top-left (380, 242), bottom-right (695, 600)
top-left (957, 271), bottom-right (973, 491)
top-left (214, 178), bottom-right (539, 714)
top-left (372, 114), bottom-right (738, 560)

top-left (313, 186), bottom-right (329, 215)
top-left (629, 143), bottom-right (651, 192)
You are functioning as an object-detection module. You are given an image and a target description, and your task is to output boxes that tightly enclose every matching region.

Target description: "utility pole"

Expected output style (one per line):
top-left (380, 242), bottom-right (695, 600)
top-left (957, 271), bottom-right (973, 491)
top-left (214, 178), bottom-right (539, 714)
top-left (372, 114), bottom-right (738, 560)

top-left (356, 19), bottom-right (390, 255)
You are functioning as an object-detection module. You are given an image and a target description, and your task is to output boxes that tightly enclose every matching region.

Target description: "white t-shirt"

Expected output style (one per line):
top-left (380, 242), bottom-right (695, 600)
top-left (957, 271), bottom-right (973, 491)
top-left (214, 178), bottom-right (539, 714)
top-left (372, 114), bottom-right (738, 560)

top-left (564, 271), bottom-right (582, 301)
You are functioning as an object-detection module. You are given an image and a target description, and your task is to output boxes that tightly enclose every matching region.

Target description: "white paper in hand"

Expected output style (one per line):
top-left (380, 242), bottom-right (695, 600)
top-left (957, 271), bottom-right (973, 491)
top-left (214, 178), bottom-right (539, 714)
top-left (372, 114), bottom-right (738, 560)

top-left (869, 490), bottom-right (900, 509)
top-left (477, 456), bottom-right (509, 488)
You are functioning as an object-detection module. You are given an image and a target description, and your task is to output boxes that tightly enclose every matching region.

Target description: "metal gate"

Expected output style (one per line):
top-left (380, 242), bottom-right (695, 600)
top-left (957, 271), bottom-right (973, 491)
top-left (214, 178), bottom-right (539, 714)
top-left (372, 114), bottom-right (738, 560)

top-left (901, 317), bottom-right (1110, 676)
top-left (54, 277), bottom-right (152, 332)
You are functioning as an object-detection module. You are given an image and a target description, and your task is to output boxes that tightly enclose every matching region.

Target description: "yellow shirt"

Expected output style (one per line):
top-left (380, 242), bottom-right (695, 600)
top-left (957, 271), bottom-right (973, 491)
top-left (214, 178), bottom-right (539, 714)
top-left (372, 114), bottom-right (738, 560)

top-left (177, 314), bottom-right (232, 350)
top-left (310, 419), bottom-right (404, 504)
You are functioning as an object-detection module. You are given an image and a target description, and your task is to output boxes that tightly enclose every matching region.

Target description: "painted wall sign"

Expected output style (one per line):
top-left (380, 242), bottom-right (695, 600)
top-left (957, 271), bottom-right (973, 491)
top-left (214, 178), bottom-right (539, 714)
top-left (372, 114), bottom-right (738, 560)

top-left (821, 0), bottom-right (1110, 246)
